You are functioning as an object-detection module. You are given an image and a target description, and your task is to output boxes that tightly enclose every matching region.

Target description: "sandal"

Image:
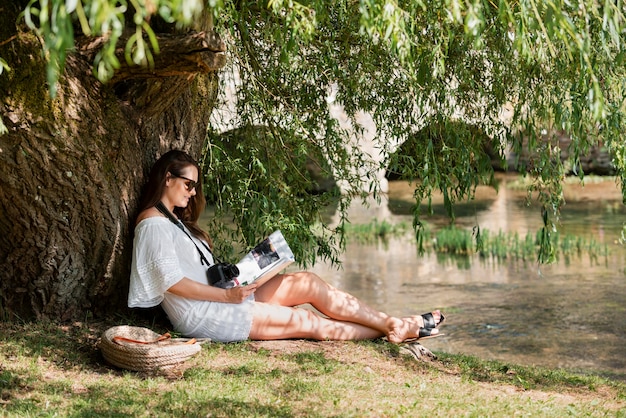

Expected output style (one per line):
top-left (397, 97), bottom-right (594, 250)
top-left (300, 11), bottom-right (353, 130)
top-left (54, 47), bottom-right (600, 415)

top-left (384, 325), bottom-right (444, 344)
top-left (421, 311), bottom-right (445, 329)
top-left (403, 327), bottom-right (443, 343)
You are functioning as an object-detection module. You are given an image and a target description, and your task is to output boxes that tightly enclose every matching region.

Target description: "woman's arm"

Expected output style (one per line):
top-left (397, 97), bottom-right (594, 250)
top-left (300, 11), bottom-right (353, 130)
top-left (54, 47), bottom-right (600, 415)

top-left (167, 278), bottom-right (258, 304)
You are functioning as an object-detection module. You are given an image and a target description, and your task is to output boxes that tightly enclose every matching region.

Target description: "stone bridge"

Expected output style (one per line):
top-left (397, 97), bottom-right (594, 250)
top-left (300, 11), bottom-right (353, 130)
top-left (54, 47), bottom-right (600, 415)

top-left (212, 83), bottom-right (614, 195)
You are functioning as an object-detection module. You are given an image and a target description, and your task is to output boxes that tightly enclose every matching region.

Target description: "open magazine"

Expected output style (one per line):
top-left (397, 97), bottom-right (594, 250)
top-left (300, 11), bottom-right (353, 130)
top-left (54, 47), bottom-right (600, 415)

top-left (236, 230), bottom-right (295, 286)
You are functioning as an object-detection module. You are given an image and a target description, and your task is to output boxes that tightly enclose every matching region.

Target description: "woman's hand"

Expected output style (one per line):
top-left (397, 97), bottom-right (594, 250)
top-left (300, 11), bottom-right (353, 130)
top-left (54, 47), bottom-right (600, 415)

top-left (225, 283), bottom-right (258, 303)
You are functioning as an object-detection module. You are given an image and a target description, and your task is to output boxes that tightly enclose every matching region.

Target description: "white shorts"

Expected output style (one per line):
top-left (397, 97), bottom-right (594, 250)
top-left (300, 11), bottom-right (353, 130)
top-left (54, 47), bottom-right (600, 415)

top-left (195, 296), bottom-right (255, 342)
top-left (162, 294), bottom-right (255, 342)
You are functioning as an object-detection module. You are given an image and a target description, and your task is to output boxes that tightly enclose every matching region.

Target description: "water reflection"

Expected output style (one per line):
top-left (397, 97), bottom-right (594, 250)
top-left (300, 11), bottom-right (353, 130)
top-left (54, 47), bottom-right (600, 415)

top-left (309, 174), bottom-right (626, 380)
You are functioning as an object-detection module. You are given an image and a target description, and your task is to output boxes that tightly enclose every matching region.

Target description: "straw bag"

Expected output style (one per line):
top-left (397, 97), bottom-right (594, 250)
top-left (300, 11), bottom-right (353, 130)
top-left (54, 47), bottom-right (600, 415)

top-left (99, 325), bottom-right (202, 372)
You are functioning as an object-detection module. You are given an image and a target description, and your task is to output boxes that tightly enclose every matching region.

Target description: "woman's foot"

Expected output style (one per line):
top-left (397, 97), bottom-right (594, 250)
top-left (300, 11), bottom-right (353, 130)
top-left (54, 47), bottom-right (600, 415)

top-left (404, 310), bottom-right (445, 329)
top-left (422, 310), bottom-right (445, 328)
top-left (386, 317), bottom-right (441, 343)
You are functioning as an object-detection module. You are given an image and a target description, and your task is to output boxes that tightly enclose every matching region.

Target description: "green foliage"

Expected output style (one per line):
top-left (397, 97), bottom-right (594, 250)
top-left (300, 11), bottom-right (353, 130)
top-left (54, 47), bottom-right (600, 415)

top-left (386, 121), bottom-right (497, 222)
top-left (5, 0), bottom-right (626, 264)
top-left (434, 226), bottom-right (474, 255)
top-left (201, 125), bottom-right (342, 266)
top-left (343, 220), bottom-right (609, 266)
top-left (0, 57), bottom-right (8, 134)
top-left (22, 0), bottom-right (74, 97)
top-left (207, 0), bottom-right (625, 263)
top-left (21, 0), bottom-right (206, 94)
top-left (0, 57), bottom-right (9, 76)
top-left (342, 219), bottom-right (410, 246)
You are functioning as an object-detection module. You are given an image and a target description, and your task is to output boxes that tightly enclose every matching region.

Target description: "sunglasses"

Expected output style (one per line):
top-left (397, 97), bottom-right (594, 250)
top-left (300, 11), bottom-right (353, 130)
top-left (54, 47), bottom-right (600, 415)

top-left (170, 173), bottom-right (199, 192)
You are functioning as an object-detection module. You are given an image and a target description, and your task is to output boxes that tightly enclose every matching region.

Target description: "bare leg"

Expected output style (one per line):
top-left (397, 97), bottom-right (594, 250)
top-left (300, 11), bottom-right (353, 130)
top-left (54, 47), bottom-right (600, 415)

top-left (249, 302), bottom-right (385, 340)
top-left (253, 271), bottom-right (440, 342)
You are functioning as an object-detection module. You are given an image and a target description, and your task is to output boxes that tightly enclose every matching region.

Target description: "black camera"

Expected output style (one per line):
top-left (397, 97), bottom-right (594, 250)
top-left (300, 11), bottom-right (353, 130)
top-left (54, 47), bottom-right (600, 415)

top-left (206, 263), bottom-right (240, 289)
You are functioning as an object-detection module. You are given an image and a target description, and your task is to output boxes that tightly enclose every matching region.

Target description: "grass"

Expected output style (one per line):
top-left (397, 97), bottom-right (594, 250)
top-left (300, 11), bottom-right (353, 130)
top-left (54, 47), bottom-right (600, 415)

top-left (342, 219), bottom-right (410, 245)
top-left (0, 319), bottom-right (625, 417)
top-left (343, 220), bottom-right (610, 265)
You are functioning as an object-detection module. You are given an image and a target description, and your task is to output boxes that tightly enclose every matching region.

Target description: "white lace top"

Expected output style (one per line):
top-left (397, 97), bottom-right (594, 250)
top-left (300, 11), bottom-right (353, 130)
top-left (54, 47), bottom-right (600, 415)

top-left (127, 217), bottom-right (214, 331)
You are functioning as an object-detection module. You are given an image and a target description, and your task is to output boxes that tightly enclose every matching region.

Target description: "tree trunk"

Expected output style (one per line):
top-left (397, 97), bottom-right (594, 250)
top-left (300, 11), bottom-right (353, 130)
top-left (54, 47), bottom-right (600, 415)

top-left (0, 4), bottom-right (223, 320)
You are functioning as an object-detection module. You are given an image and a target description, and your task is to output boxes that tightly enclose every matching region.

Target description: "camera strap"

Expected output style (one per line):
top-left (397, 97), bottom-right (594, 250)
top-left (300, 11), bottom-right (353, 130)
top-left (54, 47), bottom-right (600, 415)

top-left (154, 201), bottom-right (221, 266)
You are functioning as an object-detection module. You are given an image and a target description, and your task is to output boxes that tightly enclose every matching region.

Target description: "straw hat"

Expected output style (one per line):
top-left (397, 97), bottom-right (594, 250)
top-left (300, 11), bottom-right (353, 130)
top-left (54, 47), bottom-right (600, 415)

top-left (99, 325), bottom-right (202, 372)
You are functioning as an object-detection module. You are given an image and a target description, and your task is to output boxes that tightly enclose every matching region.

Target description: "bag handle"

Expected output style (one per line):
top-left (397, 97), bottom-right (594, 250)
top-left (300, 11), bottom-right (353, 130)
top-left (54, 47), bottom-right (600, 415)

top-left (112, 332), bottom-right (197, 345)
top-left (112, 332), bottom-right (171, 345)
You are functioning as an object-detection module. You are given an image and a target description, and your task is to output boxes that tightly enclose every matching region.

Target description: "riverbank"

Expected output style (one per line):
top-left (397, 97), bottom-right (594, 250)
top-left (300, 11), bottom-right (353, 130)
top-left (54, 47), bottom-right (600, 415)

top-left (307, 174), bottom-right (626, 381)
top-left (0, 320), bottom-right (624, 416)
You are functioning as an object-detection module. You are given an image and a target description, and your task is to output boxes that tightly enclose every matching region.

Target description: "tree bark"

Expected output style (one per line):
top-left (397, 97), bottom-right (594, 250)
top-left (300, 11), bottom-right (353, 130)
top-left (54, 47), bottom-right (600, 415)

top-left (0, 5), bottom-right (223, 320)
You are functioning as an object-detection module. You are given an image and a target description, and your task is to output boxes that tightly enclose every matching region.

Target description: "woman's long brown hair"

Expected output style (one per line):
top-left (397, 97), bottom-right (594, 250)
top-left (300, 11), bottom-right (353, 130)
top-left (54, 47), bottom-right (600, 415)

top-left (137, 149), bottom-right (213, 248)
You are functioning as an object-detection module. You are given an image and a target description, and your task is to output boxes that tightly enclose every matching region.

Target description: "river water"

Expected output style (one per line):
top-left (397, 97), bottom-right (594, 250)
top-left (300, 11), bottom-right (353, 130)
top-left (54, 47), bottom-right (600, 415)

top-left (307, 174), bottom-right (626, 381)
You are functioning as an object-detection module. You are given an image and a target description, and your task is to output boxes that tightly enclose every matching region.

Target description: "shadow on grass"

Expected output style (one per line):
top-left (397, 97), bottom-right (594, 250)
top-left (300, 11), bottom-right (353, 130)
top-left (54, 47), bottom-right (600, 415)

top-left (65, 390), bottom-right (296, 418)
top-left (4, 380), bottom-right (296, 418)
top-left (0, 309), bottom-right (172, 372)
top-left (2, 316), bottom-right (625, 416)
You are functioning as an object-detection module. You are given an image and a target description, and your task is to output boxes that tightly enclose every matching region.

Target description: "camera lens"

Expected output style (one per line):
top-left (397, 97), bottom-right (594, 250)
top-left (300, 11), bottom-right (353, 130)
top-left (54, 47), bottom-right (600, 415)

top-left (227, 265), bottom-right (240, 278)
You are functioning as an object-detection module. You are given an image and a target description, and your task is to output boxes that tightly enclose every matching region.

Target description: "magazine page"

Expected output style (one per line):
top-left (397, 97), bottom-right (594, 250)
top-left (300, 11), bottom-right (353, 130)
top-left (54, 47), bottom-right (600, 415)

top-left (236, 230), bottom-right (295, 286)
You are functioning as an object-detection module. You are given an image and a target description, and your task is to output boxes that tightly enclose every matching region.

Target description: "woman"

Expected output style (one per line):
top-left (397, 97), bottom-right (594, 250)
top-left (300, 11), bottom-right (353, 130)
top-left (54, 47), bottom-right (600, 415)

top-left (128, 150), bottom-right (444, 343)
